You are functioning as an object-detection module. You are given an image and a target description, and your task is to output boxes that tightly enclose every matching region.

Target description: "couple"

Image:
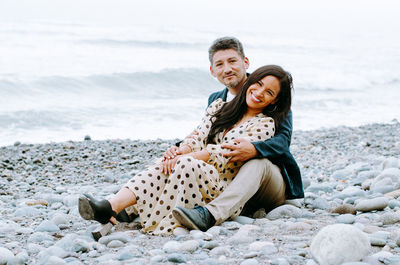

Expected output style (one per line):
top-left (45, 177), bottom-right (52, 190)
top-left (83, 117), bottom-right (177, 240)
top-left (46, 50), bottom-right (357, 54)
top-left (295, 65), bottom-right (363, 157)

top-left (78, 37), bottom-right (304, 236)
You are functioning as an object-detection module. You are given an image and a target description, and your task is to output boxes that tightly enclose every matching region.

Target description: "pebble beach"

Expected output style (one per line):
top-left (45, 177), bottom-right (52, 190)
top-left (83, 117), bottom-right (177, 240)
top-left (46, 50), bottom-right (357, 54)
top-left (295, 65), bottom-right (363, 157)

top-left (1, 121), bottom-right (400, 265)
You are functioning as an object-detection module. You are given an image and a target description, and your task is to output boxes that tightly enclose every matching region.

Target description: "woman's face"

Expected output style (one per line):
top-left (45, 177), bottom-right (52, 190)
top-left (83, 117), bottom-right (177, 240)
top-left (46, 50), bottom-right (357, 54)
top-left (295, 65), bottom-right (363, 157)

top-left (246, 75), bottom-right (281, 113)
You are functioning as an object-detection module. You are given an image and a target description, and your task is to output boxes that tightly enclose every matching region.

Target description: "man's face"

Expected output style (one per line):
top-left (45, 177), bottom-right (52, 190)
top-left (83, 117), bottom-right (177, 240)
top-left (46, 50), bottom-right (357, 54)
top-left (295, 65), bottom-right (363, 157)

top-left (210, 49), bottom-right (249, 90)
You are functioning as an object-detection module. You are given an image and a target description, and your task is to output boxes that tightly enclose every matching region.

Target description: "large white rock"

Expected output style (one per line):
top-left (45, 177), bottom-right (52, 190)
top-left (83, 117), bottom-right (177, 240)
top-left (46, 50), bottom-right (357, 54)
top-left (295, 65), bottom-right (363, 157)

top-left (310, 224), bottom-right (370, 265)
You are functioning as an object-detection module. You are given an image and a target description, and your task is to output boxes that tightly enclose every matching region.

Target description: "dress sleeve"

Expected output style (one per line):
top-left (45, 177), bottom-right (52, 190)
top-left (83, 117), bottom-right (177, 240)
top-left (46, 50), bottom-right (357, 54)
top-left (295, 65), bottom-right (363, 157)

top-left (206, 116), bottom-right (275, 172)
top-left (181, 99), bottom-right (224, 152)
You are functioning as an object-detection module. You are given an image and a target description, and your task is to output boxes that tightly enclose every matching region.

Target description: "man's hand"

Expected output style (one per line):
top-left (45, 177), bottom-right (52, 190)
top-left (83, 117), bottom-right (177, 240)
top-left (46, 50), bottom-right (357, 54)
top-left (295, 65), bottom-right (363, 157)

top-left (222, 138), bottom-right (258, 162)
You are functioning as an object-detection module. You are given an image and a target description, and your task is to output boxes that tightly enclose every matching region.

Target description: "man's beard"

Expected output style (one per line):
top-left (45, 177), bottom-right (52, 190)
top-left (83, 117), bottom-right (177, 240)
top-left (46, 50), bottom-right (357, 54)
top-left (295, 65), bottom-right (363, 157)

top-left (226, 79), bottom-right (240, 89)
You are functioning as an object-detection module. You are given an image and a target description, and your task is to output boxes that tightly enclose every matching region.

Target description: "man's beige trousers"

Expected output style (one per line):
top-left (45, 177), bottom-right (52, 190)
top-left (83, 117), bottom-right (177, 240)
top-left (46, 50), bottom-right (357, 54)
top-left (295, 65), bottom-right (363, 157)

top-left (205, 158), bottom-right (286, 225)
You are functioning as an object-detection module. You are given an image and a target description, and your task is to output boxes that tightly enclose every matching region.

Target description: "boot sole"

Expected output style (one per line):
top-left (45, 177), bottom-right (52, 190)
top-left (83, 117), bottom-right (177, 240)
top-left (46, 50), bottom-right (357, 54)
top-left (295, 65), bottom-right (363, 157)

top-left (78, 196), bottom-right (95, 220)
top-left (172, 208), bottom-right (201, 231)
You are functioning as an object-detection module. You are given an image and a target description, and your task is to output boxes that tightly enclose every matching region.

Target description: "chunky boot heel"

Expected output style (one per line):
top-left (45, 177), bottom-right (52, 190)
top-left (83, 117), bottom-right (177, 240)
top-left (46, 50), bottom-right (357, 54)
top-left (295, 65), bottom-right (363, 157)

top-left (78, 194), bottom-right (117, 224)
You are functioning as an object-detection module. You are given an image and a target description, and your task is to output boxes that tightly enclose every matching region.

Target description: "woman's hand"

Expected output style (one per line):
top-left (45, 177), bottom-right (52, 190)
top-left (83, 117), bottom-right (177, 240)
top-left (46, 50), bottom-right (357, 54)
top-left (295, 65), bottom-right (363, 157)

top-left (162, 156), bottom-right (179, 175)
top-left (163, 146), bottom-right (181, 160)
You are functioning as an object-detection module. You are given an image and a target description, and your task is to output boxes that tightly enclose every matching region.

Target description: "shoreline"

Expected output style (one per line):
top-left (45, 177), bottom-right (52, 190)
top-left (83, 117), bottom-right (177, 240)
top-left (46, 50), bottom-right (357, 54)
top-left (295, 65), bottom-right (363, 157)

top-left (1, 121), bottom-right (400, 264)
top-left (2, 120), bottom-right (399, 149)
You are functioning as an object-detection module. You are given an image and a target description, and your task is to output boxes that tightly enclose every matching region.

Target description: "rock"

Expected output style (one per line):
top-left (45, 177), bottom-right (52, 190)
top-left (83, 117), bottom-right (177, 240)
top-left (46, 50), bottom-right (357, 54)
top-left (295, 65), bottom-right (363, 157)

top-left (173, 227), bottom-right (189, 236)
top-left (336, 214), bottom-right (355, 224)
top-left (51, 213), bottom-right (69, 226)
top-left (209, 246), bottom-right (232, 257)
top-left (331, 204), bottom-right (357, 215)
top-left (355, 197), bottom-right (389, 212)
top-left (98, 232), bottom-right (130, 245)
top-left (72, 239), bottom-right (90, 253)
top-left (266, 204), bottom-right (303, 220)
top-left (107, 240), bottom-right (124, 248)
top-left (333, 186), bottom-right (366, 200)
top-left (163, 241), bottom-right (181, 253)
top-left (249, 241), bottom-right (275, 252)
top-left (240, 259), bottom-right (259, 265)
top-left (35, 220), bottom-right (60, 232)
top-left (232, 216), bottom-right (254, 225)
top-left (369, 237), bottom-right (387, 247)
top-left (84, 135), bottom-right (91, 141)
top-left (370, 168), bottom-right (400, 193)
top-left (305, 183), bottom-right (334, 193)
top-left (167, 253), bottom-right (187, 263)
top-left (179, 240), bottom-right (199, 253)
top-left (0, 247), bottom-right (14, 265)
top-left (379, 212), bottom-right (400, 225)
top-left (382, 157), bottom-right (400, 170)
top-left (251, 208), bottom-right (267, 219)
top-left (310, 224), bottom-right (370, 265)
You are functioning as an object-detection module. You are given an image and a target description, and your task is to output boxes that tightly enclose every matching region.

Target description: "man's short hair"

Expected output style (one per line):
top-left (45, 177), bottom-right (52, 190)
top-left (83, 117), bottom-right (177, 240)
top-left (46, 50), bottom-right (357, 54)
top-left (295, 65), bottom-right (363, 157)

top-left (208, 37), bottom-right (245, 64)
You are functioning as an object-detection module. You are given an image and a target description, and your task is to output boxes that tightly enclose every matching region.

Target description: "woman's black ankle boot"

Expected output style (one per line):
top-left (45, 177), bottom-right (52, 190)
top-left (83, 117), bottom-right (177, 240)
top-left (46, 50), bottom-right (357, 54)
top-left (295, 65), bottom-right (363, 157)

top-left (78, 194), bottom-right (117, 224)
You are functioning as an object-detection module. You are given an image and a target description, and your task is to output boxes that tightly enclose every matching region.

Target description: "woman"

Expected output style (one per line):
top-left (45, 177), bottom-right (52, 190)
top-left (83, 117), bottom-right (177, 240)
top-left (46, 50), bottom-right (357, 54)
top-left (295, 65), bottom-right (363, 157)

top-left (79, 65), bottom-right (293, 235)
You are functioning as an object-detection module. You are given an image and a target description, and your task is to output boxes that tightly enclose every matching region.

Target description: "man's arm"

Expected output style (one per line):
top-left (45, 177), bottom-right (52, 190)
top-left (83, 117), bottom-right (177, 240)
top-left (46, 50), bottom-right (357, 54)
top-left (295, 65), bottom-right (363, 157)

top-left (252, 110), bottom-right (293, 159)
top-left (222, 110), bottom-right (293, 162)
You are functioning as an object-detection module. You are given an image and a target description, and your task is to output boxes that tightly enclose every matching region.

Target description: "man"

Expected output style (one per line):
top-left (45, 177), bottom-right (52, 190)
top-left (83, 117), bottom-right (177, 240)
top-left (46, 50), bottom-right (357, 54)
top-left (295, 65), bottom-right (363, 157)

top-left (172, 37), bottom-right (304, 231)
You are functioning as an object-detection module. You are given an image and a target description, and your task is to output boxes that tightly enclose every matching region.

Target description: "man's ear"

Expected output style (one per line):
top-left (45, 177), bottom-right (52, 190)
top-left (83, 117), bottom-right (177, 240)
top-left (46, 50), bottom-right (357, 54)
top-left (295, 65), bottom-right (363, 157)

top-left (210, 66), bottom-right (217, 77)
top-left (244, 57), bottom-right (250, 70)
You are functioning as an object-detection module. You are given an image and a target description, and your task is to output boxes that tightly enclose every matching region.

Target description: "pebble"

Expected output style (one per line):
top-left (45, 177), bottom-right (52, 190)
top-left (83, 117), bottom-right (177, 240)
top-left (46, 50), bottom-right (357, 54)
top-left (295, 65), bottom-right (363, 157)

top-left (163, 241), bottom-right (181, 253)
top-left (167, 253), bottom-right (187, 263)
top-left (0, 247), bottom-right (14, 265)
top-left (240, 259), bottom-right (259, 265)
top-left (331, 204), bottom-right (357, 215)
top-left (336, 214), bottom-right (356, 224)
top-left (35, 220), bottom-right (60, 233)
top-left (355, 197), bottom-right (389, 212)
top-left (266, 204), bottom-right (303, 220)
top-left (179, 240), bottom-right (199, 253)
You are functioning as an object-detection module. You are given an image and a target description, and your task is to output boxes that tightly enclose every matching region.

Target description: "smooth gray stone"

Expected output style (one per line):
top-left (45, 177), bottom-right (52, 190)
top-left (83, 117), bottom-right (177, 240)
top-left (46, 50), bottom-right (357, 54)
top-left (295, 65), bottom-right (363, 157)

top-left (233, 216), bottom-right (254, 225)
top-left (98, 232), bottom-right (131, 245)
top-left (336, 214), bottom-right (355, 224)
top-left (28, 232), bottom-right (54, 243)
top-left (380, 212), bottom-right (400, 225)
top-left (310, 197), bottom-right (329, 210)
top-left (150, 255), bottom-right (164, 263)
top-left (266, 204), bottom-right (303, 220)
top-left (355, 197), bottom-right (389, 212)
top-left (167, 253), bottom-right (187, 263)
top-left (14, 207), bottom-right (40, 217)
top-left (107, 240), bottom-right (125, 248)
top-left (0, 247), bottom-right (14, 265)
top-left (37, 246), bottom-right (69, 260)
top-left (202, 241), bottom-right (219, 250)
top-left (209, 246), bottom-right (232, 257)
top-left (388, 200), bottom-right (400, 209)
top-left (35, 220), bottom-right (60, 232)
top-left (202, 258), bottom-right (219, 265)
top-left (341, 263), bottom-right (369, 265)
top-left (369, 237), bottom-right (387, 246)
top-left (178, 240), bottom-right (199, 253)
top-left (333, 186), bottom-right (366, 200)
top-left (41, 256), bottom-right (66, 265)
top-left (306, 183), bottom-right (334, 193)
top-left (382, 157), bottom-right (400, 170)
top-left (240, 259), bottom-right (259, 265)
top-left (51, 213), bottom-right (69, 225)
top-left (72, 238), bottom-right (90, 253)
top-left (271, 258), bottom-right (290, 265)
top-left (163, 241), bottom-right (181, 253)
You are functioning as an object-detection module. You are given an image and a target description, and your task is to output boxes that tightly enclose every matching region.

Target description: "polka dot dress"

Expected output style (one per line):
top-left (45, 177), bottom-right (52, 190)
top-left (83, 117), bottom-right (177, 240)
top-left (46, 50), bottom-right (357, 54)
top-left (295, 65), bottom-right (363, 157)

top-left (124, 99), bottom-right (275, 235)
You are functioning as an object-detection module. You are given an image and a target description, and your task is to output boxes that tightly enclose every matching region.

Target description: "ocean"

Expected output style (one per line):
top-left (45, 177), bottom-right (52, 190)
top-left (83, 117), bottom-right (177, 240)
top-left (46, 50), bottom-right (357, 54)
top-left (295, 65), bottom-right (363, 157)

top-left (1, 0), bottom-right (399, 146)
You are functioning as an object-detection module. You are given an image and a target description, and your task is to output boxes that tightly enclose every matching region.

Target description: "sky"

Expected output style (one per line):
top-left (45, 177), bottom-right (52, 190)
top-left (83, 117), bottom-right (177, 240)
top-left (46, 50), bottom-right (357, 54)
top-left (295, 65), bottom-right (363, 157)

top-left (2, 0), bottom-right (399, 34)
